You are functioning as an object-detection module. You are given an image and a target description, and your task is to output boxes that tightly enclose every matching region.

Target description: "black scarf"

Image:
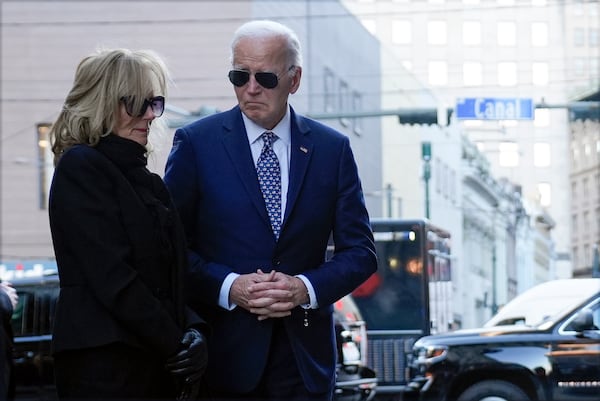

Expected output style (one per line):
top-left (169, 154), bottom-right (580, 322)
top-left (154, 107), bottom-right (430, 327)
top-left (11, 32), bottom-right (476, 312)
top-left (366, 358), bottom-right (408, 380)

top-left (95, 135), bottom-right (178, 287)
top-left (95, 134), bottom-right (171, 208)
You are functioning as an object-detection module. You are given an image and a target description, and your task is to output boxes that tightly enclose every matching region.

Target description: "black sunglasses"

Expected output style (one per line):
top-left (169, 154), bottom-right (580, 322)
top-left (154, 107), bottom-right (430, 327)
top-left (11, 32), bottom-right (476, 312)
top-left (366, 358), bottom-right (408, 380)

top-left (228, 67), bottom-right (294, 89)
top-left (120, 96), bottom-right (165, 117)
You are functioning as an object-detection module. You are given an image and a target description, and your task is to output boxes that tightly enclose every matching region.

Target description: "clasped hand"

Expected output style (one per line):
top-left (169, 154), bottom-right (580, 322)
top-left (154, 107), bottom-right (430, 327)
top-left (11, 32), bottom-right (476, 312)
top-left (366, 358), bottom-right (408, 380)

top-left (230, 269), bottom-right (309, 320)
top-left (166, 328), bottom-right (208, 400)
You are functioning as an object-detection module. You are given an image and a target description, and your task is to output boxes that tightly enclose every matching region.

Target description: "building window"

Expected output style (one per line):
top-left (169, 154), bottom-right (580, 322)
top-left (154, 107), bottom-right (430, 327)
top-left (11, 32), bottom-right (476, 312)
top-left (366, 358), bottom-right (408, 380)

top-left (339, 80), bottom-right (350, 127)
top-left (573, 58), bottom-right (586, 77)
top-left (497, 22), bottom-right (516, 46)
top-left (37, 123), bottom-right (53, 210)
top-left (573, 0), bottom-right (584, 16)
top-left (590, 28), bottom-right (599, 47)
top-left (531, 22), bottom-right (548, 47)
top-left (463, 62), bottom-right (482, 86)
top-left (499, 141), bottom-right (519, 167)
top-left (428, 61), bottom-right (448, 86)
top-left (392, 20), bottom-right (412, 44)
top-left (537, 182), bottom-right (551, 207)
top-left (324, 67), bottom-right (335, 112)
top-left (463, 21), bottom-right (481, 46)
top-left (533, 142), bottom-right (551, 167)
top-left (572, 181), bottom-right (577, 202)
top-left (498, 62), bottom-right (517, 86)
top-left (532, 62), bottom-right (549, 86)
top-left (574, 28), bottom-right (585, 47)
top-left (534, 108), bottom-right (550, 126)
top-left (428, 21), bottom-right (447, 45)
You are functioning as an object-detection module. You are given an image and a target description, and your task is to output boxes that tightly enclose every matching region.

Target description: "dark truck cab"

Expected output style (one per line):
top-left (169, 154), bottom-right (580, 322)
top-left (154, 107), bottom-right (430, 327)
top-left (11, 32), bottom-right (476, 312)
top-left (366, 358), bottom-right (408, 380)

top-left (404, 278), bottom-right (600, 401)
top-left (9, 273), bottom-right (58, 400)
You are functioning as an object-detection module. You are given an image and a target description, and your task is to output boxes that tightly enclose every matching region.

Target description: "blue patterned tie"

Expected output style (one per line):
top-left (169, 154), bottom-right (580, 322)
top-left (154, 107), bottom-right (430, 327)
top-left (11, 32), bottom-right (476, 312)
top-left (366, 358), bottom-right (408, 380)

top-left (257, 131), bottom-right (281, 239)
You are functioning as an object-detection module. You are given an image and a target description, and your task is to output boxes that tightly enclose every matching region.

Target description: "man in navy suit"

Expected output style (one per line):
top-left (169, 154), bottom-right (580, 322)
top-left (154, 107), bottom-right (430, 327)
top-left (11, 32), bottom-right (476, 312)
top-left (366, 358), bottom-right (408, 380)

top-left (164, 19), bottom-right (377, 400)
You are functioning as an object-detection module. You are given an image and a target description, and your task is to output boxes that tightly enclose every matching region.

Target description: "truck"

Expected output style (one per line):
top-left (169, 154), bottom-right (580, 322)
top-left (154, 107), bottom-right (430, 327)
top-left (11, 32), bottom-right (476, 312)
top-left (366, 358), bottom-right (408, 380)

top-left (348, 218), bottom-right (453, 400)
top-left (403, 278), bottom-right (600, 401)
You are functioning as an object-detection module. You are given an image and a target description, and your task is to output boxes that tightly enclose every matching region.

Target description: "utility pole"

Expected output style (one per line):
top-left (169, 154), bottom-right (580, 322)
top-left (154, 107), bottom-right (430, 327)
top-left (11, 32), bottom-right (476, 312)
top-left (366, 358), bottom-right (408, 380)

top-left (422, 142), bottom-right (432, 219)
top-left (491, 207), bottom-right (499, 315)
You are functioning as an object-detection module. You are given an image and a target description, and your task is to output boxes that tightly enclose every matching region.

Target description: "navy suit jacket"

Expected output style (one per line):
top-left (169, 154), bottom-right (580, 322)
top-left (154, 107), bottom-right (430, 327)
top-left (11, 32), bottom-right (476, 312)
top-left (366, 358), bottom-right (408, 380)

top-left (164, 105), bottom-right (377, 394)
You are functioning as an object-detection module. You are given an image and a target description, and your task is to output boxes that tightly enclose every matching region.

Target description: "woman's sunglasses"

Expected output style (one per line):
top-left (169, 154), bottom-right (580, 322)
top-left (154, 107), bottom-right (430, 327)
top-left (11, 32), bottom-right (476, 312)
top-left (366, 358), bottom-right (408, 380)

top-left (120, 96), bottom-right (165, 117)
top-left (228, 67), bottom-right (294, 89)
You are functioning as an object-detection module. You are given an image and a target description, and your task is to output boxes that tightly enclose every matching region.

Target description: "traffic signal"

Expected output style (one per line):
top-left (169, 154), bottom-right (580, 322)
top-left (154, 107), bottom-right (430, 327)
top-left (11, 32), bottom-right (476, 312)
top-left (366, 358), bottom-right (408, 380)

top-left (397, 108), bottom-right (452, 126)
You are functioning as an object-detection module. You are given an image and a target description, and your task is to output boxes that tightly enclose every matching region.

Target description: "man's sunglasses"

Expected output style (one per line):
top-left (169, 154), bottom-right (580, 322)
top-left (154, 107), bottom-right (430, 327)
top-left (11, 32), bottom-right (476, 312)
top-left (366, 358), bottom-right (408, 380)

top-left (120, 96), bottom-right (165, 117)
top-left (228, 67), bottom-right (293, 89)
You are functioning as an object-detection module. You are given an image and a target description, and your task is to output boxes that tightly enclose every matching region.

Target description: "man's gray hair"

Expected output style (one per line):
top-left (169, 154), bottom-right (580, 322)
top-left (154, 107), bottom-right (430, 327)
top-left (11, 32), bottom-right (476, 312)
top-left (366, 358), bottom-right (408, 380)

top-left (230, 20), bottom-right (303, 68)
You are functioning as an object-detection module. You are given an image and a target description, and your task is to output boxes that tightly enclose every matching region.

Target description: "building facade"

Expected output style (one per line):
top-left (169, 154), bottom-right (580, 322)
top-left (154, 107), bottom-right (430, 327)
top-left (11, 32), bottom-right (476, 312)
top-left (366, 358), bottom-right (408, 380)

top-left (344, 0), bottom-right (600, 282)
top-left (569, 89), bottom-right (600, 277)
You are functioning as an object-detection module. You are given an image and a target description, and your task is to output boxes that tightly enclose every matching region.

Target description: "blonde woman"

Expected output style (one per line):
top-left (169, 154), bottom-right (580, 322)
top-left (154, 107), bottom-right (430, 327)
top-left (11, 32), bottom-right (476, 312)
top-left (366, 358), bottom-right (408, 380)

top-left (48, 48), bottom-right (208, 400)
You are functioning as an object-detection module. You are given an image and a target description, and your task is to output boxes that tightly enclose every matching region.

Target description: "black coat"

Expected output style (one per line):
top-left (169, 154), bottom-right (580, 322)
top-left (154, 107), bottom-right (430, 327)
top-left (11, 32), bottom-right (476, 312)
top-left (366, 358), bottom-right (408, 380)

top-left (49, 135), bottom-right (204, 361)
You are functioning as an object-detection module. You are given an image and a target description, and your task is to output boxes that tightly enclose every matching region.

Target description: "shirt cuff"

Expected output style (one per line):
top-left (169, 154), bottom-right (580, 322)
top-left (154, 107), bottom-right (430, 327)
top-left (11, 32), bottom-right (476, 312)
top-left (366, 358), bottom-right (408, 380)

top-left (219, 272), bottom-right (240, 310)
top-left (296, 274), bottom-right (318, 309)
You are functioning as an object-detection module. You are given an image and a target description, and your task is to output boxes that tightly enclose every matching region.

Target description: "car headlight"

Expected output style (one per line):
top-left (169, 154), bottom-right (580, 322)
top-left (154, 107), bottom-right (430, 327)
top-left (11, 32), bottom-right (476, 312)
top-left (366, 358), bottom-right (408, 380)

top-left (415, 344), bottom-right (448, 365)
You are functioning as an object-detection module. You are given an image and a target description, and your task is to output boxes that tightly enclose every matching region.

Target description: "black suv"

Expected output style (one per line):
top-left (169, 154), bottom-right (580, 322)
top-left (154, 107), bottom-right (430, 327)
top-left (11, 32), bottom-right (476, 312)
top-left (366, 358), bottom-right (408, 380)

top-left (404, 278), bottom-right (600, 401)
top-left (9, 272), bottom-right (376, 401)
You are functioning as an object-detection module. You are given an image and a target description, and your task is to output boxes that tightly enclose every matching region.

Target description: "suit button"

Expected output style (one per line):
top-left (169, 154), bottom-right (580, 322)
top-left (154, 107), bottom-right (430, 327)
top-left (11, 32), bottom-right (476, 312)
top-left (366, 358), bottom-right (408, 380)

top-left (273, 260), bottom-right (281, 266)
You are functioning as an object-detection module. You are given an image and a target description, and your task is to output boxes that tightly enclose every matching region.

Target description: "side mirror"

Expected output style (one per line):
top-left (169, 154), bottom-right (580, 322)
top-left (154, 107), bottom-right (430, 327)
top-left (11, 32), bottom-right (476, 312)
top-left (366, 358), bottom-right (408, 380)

top-left (570, 308), bottom-right (595, 332)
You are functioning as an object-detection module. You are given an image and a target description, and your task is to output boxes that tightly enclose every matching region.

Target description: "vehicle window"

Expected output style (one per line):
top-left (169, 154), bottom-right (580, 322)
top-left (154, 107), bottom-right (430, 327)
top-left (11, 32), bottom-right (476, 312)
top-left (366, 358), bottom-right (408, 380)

top-left (485, 280), bottom-right (600, 328)
top-left (592, 303), bottom-right (600, 329)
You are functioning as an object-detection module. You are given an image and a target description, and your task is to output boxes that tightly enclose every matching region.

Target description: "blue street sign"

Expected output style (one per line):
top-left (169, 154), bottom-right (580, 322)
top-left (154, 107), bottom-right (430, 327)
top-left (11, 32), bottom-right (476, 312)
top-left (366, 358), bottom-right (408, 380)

top-left (455, 97), bottom-right (534, 120)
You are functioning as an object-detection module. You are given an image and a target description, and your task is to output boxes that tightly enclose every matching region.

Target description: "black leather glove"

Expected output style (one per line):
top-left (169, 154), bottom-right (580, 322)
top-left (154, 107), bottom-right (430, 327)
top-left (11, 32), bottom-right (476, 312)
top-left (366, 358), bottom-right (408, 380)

top-left (175, 378), bottom-right (202, 401)
top-left (166, 328), bottom-right (208, 399)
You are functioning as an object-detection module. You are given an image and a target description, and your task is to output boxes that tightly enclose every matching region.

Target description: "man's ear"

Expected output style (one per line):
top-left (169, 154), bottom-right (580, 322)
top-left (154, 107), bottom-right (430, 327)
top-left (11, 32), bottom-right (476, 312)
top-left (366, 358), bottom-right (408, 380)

top-left (289, 67), bottom-right (302, 94)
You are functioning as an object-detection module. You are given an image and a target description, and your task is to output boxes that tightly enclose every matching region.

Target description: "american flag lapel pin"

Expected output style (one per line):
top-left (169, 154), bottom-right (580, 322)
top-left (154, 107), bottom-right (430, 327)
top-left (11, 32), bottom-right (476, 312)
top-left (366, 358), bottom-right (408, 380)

top-left (300, 146), bottom-right (308, 154)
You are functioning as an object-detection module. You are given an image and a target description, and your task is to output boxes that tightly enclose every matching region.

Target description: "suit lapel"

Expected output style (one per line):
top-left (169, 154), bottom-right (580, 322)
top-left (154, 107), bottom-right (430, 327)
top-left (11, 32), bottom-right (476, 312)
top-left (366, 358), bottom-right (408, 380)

top-left (283, 110), bottom-right (313, 226)
top-left (221, 108), bottom-right (271, 225)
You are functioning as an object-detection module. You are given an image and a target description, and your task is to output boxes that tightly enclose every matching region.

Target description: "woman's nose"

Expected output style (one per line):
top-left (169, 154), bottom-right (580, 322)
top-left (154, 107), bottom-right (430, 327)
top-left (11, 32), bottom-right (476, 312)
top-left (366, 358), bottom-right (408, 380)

top-left (143, 106), bottom-right (157, 119)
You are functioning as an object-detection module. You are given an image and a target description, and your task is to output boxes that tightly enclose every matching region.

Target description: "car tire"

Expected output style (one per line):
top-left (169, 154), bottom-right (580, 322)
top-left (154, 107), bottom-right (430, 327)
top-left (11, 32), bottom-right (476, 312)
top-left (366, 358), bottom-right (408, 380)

top-left (457, 380), bottom-right (530, 401)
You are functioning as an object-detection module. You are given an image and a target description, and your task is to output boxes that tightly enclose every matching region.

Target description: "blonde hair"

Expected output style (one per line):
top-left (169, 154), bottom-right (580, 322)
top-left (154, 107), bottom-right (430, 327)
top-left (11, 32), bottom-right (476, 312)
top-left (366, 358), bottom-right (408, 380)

top-left (49, 48), bottom-right (169, 165)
